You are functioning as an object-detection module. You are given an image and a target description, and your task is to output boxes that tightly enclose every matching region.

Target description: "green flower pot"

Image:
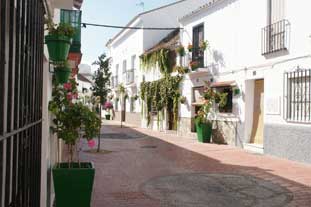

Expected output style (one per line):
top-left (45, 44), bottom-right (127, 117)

top-left (53, 162), bottom-right (95, 207)
top-left (45, 34), bottom-right (72, 62)
top-left (195, 121), bottom-right (212, 143)
top-left (105, 114), bottom-right (111, 120)
top-left (54, 67), bottom-right (71, 84)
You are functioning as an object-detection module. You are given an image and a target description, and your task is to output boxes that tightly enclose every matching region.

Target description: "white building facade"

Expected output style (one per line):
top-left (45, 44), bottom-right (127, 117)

top-left (107, 0), bottom-right (212, 127)
top-left (178, 0), bottom-right (311, 164)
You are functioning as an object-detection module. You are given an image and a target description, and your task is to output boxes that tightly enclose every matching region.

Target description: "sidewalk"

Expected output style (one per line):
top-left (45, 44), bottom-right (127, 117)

top-left (83, 121), bottom-right (311, 207)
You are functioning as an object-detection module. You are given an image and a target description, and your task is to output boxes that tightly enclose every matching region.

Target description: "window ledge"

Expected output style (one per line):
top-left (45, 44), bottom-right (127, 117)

top-left (209, 113), bottom-right (239, 122)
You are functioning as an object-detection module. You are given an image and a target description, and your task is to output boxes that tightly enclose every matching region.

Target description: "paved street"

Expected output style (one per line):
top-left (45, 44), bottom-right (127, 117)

top-left (80, 122), bottom-right (311, 207)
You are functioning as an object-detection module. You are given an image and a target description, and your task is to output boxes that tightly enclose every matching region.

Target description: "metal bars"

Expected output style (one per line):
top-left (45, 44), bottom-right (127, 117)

top-left (284, 69), bottom-right (311, 123)
top-left (0, 0), bottom-right (45, 207)
top-left (262, 19), bottom-right (290, 55)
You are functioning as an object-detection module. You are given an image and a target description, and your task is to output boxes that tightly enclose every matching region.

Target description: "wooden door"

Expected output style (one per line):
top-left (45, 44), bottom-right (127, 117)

top-left (250, 80), bottom-right (264, 145)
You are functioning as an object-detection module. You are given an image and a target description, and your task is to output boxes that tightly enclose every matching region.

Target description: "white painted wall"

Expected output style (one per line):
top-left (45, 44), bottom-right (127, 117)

top-left (179, 0), bottom-right (311, 142)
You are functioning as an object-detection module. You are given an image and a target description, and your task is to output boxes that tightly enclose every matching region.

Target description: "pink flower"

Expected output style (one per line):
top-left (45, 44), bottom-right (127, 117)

top-left (88, 139), bottom-right (96, 148)
top-left (72, 93), bottom-right (78, 99)
top-left (63, 83), bottom-right (72, 90)
top-left (66, 92), bottom-right (73, 101)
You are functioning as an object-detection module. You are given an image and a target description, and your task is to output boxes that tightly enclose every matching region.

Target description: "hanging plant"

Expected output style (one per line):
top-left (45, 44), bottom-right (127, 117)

top-left (187, 44), bottom-right (193, 52)
top-left (176, 46), bottom-right (185, 57)
top-left (140, 48), bottom-right (175, 75)
top-left (189, 61), bottom-right (199, 71)
top-left (199, 40), bottom-right (209, 51)
top-left (45, 19), bottom-right (75, 62)
top-left (53, 61), bottom-right (72, 84)
top-left (133, 95), bottom-right (139, 101)
top-left (174, 66), bottom-right (190, 74)
top-left (179, 96), bottom-right (187, 104)
top-left (140, 75), bottom-right (183, 127)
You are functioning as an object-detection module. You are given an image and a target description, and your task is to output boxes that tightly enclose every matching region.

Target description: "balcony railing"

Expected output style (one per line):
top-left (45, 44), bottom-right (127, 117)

top-left (60, 9), bottom-right (82, 53)
top-left (126, 69), bottom-right (135, 85)
top-left (111, 76), bottom-right (118, 88)
top-left (262, 19), bottom-right (290, 55)
top-left (192, 47), bottom-right (204, 68)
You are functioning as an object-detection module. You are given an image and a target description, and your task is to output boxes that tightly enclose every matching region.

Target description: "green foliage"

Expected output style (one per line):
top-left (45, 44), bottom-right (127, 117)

top-left (45, 18), bottom-right (75, 38)
top-left (174, 66), bottom-right (190, 74)
top-left (196, 82), bottom-right (228, 125)
top-left (91, 53), bottom-right (112, 104)
top-left (140, 75), bottom-right (183, 127)
top-left (49, 79), bottom-right (101, 161)
top-left (140, 48), bottom-right (175, 75)
top-left (176, 46), bottom-right (185, 57)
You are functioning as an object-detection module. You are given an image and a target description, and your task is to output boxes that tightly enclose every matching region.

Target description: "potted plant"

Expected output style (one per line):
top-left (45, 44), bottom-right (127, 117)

top-left (133, 94), bottom-right (139, 101)
top-left (195, 82), bottom-right (227, 143)
top-left (49, 79), bottom-right (101, 207)
top-left (199, 40), bottom-right (209, 51)
top-left (45, 19), bottom-right (75, 62)
top-left (190, 60), bottom-right (199, 71)
top-left (104, 101), bottom-right (113, 120)
top-left (176, 45), bottom-right (185, 57)
top-left (54, 60), bottom-right (72, 84)
top-left (187, 44), bottom-right (193, 52)
top-left (179, 96), bottom-right (187, 104)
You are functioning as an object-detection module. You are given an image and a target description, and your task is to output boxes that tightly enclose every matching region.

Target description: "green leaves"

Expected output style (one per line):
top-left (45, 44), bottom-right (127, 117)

top-left (140, 75), bottom-right (182, 127)
top-left (91, 53), bottom-right (111, 104)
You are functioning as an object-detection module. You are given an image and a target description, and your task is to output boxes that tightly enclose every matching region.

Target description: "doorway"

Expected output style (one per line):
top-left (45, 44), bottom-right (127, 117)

top-left (250, 79), bottom-right (264, 145)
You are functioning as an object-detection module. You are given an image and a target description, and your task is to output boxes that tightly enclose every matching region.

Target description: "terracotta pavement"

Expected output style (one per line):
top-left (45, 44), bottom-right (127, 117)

top-left (79, 121), bottom-right (311, 207)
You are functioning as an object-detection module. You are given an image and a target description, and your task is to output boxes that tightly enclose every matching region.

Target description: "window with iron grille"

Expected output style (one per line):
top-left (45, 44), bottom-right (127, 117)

top-left (192, 24), bottom-right (204, 68)
top-left (284, 69), bottom-right (311, 123)
top-left (130, 97), bottom-right (136, 112)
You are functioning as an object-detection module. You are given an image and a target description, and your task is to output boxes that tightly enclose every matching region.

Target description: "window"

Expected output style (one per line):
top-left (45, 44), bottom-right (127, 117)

top-left (284, 69), bottom-right (311, 122)
top-left (116, 64), bottom-right (119, 76)
top-left (215, 87), bottom-right (233, 113)
top-left (192, 24), bottom-right (204, 67)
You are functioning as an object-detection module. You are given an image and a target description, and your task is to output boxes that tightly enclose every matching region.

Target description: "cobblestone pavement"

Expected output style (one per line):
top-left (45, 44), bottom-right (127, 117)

top-left (80, 122), bottom-right (311, 207)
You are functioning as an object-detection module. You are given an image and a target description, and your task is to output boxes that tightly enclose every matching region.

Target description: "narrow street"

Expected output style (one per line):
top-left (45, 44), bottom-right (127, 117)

top-left (80, 122), bottom-right (311, 207)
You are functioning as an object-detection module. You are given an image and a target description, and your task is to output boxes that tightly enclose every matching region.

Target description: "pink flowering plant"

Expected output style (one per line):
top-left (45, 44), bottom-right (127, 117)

top-left (49, 78), bottom-right (101, 163)
top-left (103, 101), bottom-right (113, 110)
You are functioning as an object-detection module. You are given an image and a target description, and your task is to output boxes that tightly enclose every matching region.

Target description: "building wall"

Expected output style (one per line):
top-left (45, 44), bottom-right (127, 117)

top-left (180, 0), bottom-right (311, 163)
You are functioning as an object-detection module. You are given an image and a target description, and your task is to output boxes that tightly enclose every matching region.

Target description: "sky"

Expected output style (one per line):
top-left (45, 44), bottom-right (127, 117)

top-left (80, 0), bottom-right (177, 66)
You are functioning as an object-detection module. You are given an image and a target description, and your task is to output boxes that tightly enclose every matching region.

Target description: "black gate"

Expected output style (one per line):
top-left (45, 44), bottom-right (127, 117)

top-left (0, 0), bottom-right (44, 206)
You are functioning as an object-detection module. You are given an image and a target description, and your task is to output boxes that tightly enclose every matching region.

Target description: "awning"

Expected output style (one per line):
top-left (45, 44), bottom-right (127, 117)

top-left (210, 81), bottom-right (236, 88)
top-left (73, 0), bottom-right (83, 9)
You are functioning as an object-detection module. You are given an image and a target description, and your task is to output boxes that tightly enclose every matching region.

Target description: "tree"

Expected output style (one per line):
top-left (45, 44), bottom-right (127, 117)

top-left (91, 53), bottom-right (111, 152)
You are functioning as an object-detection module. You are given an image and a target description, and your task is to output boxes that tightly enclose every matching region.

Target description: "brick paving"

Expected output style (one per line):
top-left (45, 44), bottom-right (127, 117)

top-left (80, 121), bottom-right (311, 207)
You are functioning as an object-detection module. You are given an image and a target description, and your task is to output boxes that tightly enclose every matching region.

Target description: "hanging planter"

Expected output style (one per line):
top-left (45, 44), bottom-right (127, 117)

top-left (45, 35), bottom-right (72, 62)
top-left (54, 61), bottom-right (72, 84)
top-left (45, 20), bottom-right (75, 62)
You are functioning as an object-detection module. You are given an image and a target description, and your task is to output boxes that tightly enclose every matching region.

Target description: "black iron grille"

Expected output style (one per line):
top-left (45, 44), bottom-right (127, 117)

top-left (262, 19), bottom-right (290, 55)
top-left (284, 69), bottom-right (311, 123)
top-left (0, 0), bottom-right (45, 206)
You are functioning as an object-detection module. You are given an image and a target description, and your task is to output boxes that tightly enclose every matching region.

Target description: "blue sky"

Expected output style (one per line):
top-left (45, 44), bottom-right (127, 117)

top-left (80, 0), bottom-right (177, 65)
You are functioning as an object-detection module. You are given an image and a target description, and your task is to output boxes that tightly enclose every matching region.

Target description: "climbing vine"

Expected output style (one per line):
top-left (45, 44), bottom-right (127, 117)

top-left (140, 48), bottom-right (175, 74)
top-left (140, 75), bottom-right (182, 128)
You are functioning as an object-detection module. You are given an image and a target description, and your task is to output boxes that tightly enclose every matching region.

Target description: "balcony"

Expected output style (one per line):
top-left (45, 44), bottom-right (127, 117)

top-left (262, 19), bottom-right (290, 55)
top-left (60, 9), bottom-right (82, 53)
top-left (126, 69), bottom-right (135, 85)
top-left (111, 76), bottom-right (118, 88)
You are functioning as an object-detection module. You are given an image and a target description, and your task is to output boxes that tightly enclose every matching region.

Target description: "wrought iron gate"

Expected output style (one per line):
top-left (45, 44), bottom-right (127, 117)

top-left (0, 0), bottom-right (44, 206)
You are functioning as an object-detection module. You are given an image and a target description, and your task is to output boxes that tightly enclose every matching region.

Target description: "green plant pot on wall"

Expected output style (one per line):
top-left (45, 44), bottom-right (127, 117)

top-left (53, 162), bottom-right (95, 207)
top-left (45, 34), bottom-right (71, 62)
top-left (54, 67), bottom-right (71, 84)
top-left (195, 121), bottom-right (212, 143)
